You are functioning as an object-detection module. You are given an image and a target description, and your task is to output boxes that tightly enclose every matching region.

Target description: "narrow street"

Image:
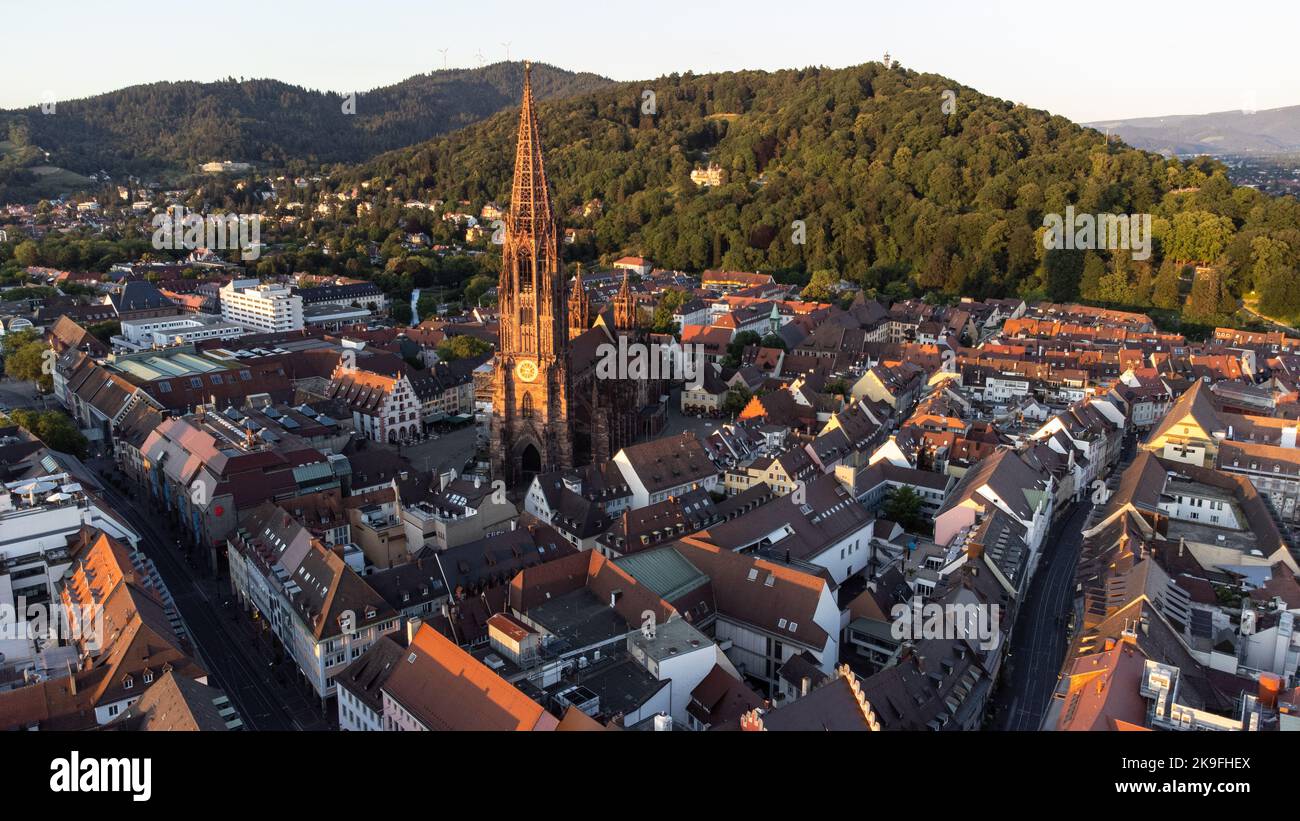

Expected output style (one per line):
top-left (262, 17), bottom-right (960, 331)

top-left (991, 499), bottom-right (1091, 730)
top-left (89, 460), bottom-right (333, 731)
top-left (990, 434), bottom-right (1137, 730)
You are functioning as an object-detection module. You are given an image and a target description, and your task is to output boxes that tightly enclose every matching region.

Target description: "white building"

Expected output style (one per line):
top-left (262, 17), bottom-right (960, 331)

top-left (0, 473), bottom-right (141, 604)
top-left (934, 449), bottom-right (1054, 577)
top-left (226, 503), bottom-right (399, 705)
top-left (0, 473), bottom-right (141, 682)
top-left (220, 278), bottom-right (304, 333)
top-left (612, 432), bottom-right (719, 508)
top-left (115, 312), bottom-right (248, 351)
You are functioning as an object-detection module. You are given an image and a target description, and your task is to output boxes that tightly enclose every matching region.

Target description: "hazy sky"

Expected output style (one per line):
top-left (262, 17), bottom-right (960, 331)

top-left (2, 0), bottom-right (1295, 122)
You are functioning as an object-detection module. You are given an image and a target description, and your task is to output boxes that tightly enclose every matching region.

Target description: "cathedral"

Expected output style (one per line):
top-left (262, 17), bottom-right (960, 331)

top-left (490, 64), bottom-right (665, 490)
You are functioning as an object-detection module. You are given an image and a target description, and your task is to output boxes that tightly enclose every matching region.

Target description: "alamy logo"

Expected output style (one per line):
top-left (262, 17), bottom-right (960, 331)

top-left (1042, 206), bottom-right (1151, 261)
top-left (151, 207), bottom-right (261, 261)
top-left (595, 338), bottom-right (707, 390)
top-left (0, 597), bottom-right (104, 648)
top-left (50, 752), bottom-right (151, 802)
top-left (890, 600), bottom-right (1001, 651)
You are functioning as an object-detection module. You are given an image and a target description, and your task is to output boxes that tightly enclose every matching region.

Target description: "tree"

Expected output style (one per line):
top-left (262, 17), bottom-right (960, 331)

top-left (824, 378), bottom-right (849, 397)
top-left (651, 288), bottom-right (689, 334)
top-left (723, 331), bottom-right (760, 368)
top-left (882, 486), bottom-right (928, 533)
top-left (462, 273), bottom-right (497, 306)
top-left (2, 330), bottom-right (52, 391)
top-left (1152, 261), bottom-right (1183, 310)
top-left (13, 240), bottom-right (39, 268)
top-left (722, 386), bottom-right (750, 416)
top-left (1251, 235), bottom-right (1292, 289)
top-left (86, 321), bottom-right (120, 344)
top-left (1096, 269), bottom-right (1135, 306)
top-left (1186, 268), bottom-right (1233, 324)
top-left (9, 409), bottom-right (88, 458)
top-left (436, 334), bottom-right (492, 361)
top-left (1251, 235), bottom-right (1300, 319)
top-left (800, 269), bottom-right (840, 302)
top-left (1042, 248), bottom-right (1083, 302)
top-left (1078, 252), bottom-right (1106, 301)
top-left (4, 342), bottom-right (51, 391)
top-left (1260, 268), bottom-right (1300, 321)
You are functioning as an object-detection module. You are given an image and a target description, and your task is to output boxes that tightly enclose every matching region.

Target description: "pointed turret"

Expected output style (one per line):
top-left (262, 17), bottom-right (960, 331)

top-left (568, 264), bottom-right (590, 340)
top-left (507, 61), bottom-right (556, 260)
top-left (497, 59), bottom-right (564, 359)
top-left (614, 268), bottom-right (637, 331)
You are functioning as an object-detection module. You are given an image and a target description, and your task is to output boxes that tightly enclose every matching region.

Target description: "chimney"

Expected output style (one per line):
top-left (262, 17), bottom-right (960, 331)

top-left (609, 590), bottom-right (623, 608)
top-left (406, 616), bottom-right (423, 646)
top-left (739, 710), bottom-right (765, 732)
top-left (800, 676), bottom-right (811, 697)
top-left (1258, 672), bottom-right (1283, 708)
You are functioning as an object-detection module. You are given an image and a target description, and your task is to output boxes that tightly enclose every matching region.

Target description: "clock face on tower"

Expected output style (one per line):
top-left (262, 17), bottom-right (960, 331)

top-left (514, 358), bottom-right (539, 383)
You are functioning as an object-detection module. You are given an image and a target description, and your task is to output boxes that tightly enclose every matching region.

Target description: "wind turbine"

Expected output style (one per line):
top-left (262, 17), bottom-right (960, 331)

top-left (475, 49), bottom-right (485, 67)
top-left (438, 48), bottom-right (449, 70)
top-left (502, 41), bottom-right (512, 62)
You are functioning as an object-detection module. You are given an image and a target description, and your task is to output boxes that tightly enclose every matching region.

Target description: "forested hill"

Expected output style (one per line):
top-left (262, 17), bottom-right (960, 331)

top-left (344, 62), bottom-right (1300, 322)
top-left (1, 62), bottom-right (612, 177)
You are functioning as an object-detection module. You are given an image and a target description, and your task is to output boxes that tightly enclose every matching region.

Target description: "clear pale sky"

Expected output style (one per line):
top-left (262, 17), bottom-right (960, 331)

top-left (2, 0), bottom-right (1295, 122)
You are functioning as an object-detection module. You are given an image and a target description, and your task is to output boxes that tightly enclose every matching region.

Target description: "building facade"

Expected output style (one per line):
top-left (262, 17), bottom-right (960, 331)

top-left (220, 278), bottom-right (305, 333)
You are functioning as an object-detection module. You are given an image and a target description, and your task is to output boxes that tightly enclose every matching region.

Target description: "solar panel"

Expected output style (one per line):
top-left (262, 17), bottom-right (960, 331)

top-left (1190, 609), bottom-right (1213, 639)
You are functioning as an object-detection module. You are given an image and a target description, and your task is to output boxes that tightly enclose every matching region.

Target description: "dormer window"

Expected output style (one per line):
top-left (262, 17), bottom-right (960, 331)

top-left (143, 671), bottom-right (154, 684)
top-left (123, 676), bottom-right (134, 690)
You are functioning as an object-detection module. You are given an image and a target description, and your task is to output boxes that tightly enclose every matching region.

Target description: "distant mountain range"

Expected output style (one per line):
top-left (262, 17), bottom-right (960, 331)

top-left (0, 62), bottom-right (613, 179)
top-left (7, 58), bottom-right (1300, 322)
top-left (1087, 105), bottom-right (1300, 156)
